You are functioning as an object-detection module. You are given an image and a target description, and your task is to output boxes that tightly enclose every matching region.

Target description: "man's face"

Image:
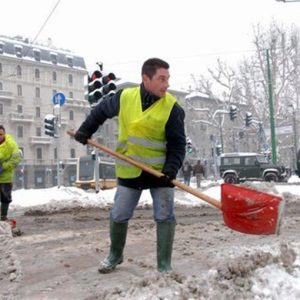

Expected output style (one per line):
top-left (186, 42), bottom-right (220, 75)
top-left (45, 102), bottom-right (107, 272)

top-left (143, 68), bottom-right (170, 98)
top-left (0, 129), bottom-right (5, 143)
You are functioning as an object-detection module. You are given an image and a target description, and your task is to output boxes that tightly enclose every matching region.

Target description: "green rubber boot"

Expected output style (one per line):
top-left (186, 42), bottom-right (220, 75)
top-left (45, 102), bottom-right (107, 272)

top-left (98, 220), bottom-right (128, 274)
top-left (1, 202), bottom-right (9, 221)
top-left (157, 221), bottom-right (176, 273)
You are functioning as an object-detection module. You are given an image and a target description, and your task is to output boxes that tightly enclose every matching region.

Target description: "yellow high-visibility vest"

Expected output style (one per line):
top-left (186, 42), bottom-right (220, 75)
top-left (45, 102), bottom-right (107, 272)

top-left (116, 87), bottom-right (176, 178)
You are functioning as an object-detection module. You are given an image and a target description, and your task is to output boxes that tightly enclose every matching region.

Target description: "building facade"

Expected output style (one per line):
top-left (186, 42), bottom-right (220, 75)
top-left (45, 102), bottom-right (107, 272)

top-left (0, 35), bottom-right (89, 189)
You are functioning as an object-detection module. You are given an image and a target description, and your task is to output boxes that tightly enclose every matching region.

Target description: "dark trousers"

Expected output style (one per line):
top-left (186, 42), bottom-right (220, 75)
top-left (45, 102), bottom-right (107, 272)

top-left (0, 183), bottom-right (13, 220)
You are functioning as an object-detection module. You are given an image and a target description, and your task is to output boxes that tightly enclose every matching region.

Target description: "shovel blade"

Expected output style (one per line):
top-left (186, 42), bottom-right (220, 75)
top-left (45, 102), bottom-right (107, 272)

top-left (221, 183), bottom-right (285, 235)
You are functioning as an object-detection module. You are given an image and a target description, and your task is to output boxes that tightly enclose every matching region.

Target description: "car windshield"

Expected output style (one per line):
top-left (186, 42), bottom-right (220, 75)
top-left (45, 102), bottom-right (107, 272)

top-left (257, 155), bottom-right (269, 164)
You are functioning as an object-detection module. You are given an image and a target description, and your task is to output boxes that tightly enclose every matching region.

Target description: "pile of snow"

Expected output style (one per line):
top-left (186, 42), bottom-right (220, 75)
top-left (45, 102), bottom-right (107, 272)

top-left (9, 176), bottom-right (300, 213)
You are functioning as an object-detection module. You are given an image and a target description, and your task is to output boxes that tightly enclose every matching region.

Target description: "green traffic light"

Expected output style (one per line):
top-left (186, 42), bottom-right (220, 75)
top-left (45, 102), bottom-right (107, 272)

top-left (186, 146), bottom-right (193, 153)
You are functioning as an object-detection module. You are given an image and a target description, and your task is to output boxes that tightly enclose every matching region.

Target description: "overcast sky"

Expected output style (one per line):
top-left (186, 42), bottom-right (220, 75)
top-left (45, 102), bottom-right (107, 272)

top-left (2, 0), bottom-right (300, 89)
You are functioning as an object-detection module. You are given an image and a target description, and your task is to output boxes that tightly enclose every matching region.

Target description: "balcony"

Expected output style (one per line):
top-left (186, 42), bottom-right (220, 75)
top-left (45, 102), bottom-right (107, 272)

top-left (60, 117), bottom-right (68, 126)
top-left (64, 97), bottom-right (89, 109)
top-left (30, 136), bottom-right (52, 144)
top-left (10, 112), bottom-right (34, 123)
top-left (0, 90), bottom-right (13, 101)
top-left (62, 158), bottom-right (77, 165)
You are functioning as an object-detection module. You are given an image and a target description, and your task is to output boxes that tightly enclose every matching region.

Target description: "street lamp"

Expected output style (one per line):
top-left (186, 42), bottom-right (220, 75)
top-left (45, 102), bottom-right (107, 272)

top-left (276, 0), bottom-right (300, 2)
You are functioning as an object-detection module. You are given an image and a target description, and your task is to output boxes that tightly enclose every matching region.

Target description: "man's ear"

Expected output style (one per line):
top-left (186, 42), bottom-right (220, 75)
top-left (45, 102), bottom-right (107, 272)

top-left (142, 74), bottom-right (150, 84)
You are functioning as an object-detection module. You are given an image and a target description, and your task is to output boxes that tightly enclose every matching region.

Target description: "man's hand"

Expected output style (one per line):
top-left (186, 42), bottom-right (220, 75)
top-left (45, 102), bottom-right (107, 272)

top-left (160, 174), bottom-right (175, 188)
top-left (74, 131), bottom-right (90, 145)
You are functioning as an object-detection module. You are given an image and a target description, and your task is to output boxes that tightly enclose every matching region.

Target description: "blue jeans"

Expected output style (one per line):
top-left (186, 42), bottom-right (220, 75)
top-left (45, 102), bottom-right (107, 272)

top-left (110, 185), bottom-right (175, 223)
top-left (183, 176), bottom-right (191, 186)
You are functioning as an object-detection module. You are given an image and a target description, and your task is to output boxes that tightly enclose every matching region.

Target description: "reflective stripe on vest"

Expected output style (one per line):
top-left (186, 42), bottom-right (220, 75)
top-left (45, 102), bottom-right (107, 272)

top-left (116, 86), bottom-right (176, 178)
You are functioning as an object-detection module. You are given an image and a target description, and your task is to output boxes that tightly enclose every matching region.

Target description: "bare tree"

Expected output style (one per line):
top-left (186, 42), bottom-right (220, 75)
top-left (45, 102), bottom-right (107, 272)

top-left (192, 21), bottom-right (300, 124)
top-left (239, 21), bottom-right (300, 123)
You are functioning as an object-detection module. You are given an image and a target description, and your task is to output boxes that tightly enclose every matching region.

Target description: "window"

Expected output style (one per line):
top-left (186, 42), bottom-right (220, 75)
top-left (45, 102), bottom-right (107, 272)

top-left (70, 148), bottom-right (75, 158)
top-left (17, 65), bottom-right (22, 77)
top-left (36, 127), bottom-right (42, 136)
top-left (15, 45), bottom-right (22, 58)
top-left (223, 157), bottom-right (241, 165)
top-left (35, 68), bottom-right (40, 79)
top-left (35, 87), bottom-right (40, 98)
top-left (0, 82), bottom-right (2, 90)
top-left (0, 103), bottom-right (3, 115)
top-left (245, 157), bottom-right (256, 166)
top-left (54, 148), bottom-right (57, 159)
top-left (33, 48), bottom-right (40, 61)
top-left (17, 126), bottom-right (23, 138)
top-left (69, 110), bottom-right (74, 120)
top-left (36, 148), bottom-right (42, 160)
top-left (69, 91), bottom-right (73, 99)
top-left (0, 42), bottom-right (4, 54)
top-left (68, 74), bottom-right (73, 85)
top-left (50, 52), bottom-right (57, 64)
top-left (52, 71), bottom-right (57, 82)
top-left (17, 104), bottom-right (23, 113)
top-left (67, 55), bottom-right (73, 67)
top-left (17, 85), bottom-right (22, 96)
top-left (35, 106), bottom-right (41, 118)
top-left (19, 147), bottom-right (24, 158)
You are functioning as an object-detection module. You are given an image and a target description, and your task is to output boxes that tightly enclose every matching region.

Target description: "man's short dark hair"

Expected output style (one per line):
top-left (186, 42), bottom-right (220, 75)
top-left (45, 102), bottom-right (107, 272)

top-left (142, 58), bottom-right (169, 79)
top-left (0, 125), bottom-right (5, 131)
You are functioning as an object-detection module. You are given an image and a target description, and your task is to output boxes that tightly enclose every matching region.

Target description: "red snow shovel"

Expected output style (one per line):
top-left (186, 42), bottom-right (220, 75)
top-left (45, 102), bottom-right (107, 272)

top-left (68, 131), bottom-right (285, 235)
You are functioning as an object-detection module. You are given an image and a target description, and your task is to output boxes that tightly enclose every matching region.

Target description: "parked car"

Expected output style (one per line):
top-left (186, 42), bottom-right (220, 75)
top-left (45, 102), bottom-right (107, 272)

top-left (219, 152), bottom-right (289, 184)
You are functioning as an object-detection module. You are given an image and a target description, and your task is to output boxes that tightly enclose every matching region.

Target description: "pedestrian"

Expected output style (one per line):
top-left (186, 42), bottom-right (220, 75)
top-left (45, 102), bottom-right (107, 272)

top-left (181, 160), bottom-right (193, 186)
top-left (74, 58), bottom-right (186, 273)
top-left (296, 149), bottom-right (300, 176)
top-left (0, 125), bottom-right (22, 222)
top-left (193, 160), bottom-right (205, 188)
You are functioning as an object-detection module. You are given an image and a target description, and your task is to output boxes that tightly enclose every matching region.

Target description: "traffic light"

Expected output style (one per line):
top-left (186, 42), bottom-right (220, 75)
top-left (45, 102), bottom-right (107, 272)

top-left (216, 145), bottom-right (223, 156)
top-left (186, 138), bottom-right (193, 154)
top-left (87, 71), bottom-right (117, 105)
top-left (245, 112), bottom-right (253, 127)
top-left (44, 114), bottom-right (57, 137)
top-left (229, 105), bottom-right (237, 121)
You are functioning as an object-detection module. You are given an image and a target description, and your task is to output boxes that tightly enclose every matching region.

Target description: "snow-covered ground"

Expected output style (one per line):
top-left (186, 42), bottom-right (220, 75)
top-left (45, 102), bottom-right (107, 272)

top-left (1, 176), bottom-right (300, 299)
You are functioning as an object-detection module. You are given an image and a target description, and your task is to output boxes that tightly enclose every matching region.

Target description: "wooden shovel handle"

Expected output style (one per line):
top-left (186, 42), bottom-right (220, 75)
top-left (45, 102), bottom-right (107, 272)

top-left (68, 130), bottom-right (222, 210)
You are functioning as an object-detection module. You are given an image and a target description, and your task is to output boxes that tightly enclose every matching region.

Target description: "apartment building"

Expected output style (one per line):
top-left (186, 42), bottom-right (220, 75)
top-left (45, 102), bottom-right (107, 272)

top-left (0, 35), bottom-right (89, 189)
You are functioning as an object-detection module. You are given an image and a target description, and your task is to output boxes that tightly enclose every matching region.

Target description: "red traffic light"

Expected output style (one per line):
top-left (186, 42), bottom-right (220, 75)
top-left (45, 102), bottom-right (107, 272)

top-left (90, 70), bottom-right (102, 81)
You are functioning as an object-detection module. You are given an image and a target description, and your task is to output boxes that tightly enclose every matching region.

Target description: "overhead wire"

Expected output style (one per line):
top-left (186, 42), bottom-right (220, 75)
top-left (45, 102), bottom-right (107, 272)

top-left (4, 0), bottom-right (61, 79)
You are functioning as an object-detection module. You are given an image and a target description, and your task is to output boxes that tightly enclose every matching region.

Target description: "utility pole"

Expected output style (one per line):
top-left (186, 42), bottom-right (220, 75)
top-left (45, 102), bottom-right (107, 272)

top-left (266, 49), bottom-right (277, 164)
top-left (289, 104), bottom-right (298, 171)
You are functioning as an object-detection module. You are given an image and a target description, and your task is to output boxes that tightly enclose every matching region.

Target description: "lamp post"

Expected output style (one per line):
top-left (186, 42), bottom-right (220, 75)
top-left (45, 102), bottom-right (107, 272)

top-left (266, 49), bottom-right (277, 164)
top-left (276, 0), bottom-right (300, 2)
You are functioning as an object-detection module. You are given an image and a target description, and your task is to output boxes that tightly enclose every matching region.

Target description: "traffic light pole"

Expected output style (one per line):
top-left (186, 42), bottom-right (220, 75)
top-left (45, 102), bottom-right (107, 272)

top-left (54, 104), bottom-right (61, 188)
top-left (94, 149), bottom-right (100, 193)
top-left (56, 136), bottom-right (61, 188)
top-left (213, 109), bottom-right (228, 151)
top-left (209, 134), bottom-right (219, 181)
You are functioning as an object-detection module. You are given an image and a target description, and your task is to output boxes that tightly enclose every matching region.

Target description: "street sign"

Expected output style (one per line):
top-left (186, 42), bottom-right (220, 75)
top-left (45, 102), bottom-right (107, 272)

top-left (52, 92), bottom-right (65, 106)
